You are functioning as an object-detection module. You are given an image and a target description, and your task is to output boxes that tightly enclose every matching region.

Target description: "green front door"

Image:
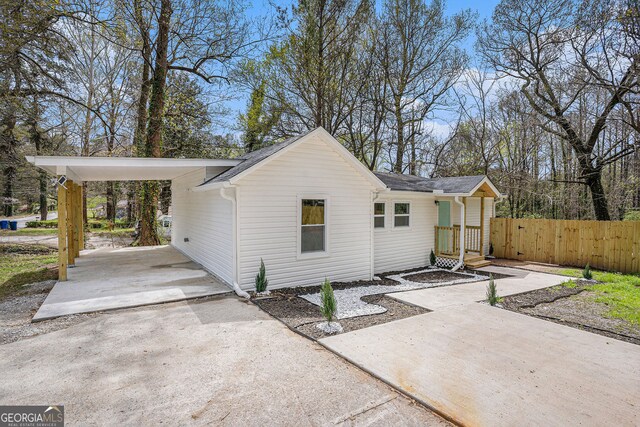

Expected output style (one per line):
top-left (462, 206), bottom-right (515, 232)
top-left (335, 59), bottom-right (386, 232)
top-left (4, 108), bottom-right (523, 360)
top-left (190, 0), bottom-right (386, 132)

top-left (437, 201), bottom-right (451, 254)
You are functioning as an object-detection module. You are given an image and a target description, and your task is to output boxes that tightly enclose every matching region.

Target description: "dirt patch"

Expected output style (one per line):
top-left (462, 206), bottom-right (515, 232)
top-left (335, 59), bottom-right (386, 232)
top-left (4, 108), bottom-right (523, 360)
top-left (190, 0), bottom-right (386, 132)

top-left (0, 280), bottom-right (96, 345)
top-left (501, 280), bottom-right (640, 345)
top-left (254, 293), bottom-right (428, 340)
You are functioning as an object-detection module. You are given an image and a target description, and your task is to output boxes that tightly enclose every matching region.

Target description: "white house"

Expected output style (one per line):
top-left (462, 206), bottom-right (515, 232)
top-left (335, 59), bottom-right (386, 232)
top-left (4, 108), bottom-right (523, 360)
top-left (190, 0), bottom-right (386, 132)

top-left (171, 127), bottom-right (501, 295)
top-left (27, 127), bottom-right (501, 296)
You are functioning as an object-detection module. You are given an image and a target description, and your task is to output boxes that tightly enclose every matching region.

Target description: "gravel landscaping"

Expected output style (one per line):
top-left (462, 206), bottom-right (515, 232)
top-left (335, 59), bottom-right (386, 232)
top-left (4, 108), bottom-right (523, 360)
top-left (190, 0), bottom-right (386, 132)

top-left (501, 280), bottom-right (640, 345)
top-left (300, 268), bottom-right (486, 319)
top-left (254, 266), bottom-right (493, 339)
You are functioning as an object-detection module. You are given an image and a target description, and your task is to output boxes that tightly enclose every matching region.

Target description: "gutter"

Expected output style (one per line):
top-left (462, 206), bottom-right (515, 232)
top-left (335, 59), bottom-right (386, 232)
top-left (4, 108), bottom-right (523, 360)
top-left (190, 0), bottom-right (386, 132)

top-left (219, 185), bottom-right (250, 299)
top-left (452, 196), bottom-right (465, 272)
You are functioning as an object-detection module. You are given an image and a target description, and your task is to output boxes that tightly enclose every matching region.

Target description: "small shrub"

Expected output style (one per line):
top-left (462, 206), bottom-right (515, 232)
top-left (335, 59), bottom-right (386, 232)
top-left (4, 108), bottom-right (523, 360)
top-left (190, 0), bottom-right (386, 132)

top-left (583, 263), bottom-right (592, 280)
top-left (255, 258), bottom-right (269, 293)
top-left (320, 278), bottom-right (337, 323)
top-left (486, 274), bottom-right (500, 306)
top-left (429, 249), bottom-right (436, 266)
top-left (489, 242), bottom-right (494, 256)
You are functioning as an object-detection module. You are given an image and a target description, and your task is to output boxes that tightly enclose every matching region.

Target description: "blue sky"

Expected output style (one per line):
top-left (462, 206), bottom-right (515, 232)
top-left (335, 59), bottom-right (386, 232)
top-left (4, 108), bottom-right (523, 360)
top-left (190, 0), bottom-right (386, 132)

top-left (218, 0), bottom-right (501, 133)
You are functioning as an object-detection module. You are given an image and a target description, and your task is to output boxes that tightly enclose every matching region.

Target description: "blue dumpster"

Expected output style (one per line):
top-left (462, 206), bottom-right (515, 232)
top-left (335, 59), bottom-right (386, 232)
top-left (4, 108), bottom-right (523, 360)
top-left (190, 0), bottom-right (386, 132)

top-left (0, 220), bottom-right (8, 230)
top-left (9, 221), bottom-right (18, 231)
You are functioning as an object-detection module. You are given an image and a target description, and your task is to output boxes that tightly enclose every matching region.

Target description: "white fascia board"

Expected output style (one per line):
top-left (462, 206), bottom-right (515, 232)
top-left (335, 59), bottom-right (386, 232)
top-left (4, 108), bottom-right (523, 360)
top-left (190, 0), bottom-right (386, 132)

top-left (28, 156), bottom-right (240, 168)
top-left (192, 181), bottom-right (227, 192)
top-left (468, 177), bottom-right (502, 198)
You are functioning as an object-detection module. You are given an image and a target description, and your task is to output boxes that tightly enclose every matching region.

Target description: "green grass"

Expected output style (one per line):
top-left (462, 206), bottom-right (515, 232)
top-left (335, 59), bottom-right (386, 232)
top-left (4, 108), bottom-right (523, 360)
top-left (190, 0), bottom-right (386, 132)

top-left (559, 268), bottom-right (640, 325)
top-left (0, 244), bottom-right (58, 300)
top-left (3, 228), bottom-right (58, 236)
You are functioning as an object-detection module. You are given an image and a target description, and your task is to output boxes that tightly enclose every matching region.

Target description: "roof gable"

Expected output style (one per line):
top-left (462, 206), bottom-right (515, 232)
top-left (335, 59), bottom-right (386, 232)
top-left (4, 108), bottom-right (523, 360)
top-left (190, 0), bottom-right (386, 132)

top-left (199, 127), bottom-right (387, 190)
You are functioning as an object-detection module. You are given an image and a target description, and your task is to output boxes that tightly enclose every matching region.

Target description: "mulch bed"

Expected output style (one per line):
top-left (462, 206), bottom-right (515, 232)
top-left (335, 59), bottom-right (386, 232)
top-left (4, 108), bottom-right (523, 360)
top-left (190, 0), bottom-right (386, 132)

top-left (501, 280), bottom-right (640, 345)
top-left (254, 293), bottom-right (428, 340)
top-left (252, 266), bottom-right (512, 341)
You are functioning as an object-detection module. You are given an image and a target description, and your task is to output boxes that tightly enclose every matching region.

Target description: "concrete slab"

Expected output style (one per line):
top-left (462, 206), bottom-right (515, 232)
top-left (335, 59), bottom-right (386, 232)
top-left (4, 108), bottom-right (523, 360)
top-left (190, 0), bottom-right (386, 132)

top-left (388, 270), bottom-right (568, 310)
top-left (320, 303), bottom-right (640, 426)
top-left (1, 297), bottom-right (448, 425)
top-left (33, 245), bottom-right (231, 321)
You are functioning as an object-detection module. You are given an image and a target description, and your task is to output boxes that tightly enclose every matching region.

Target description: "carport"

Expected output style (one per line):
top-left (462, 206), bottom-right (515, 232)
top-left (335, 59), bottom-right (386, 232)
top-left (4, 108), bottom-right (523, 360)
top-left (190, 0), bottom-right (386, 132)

top-left (26, 156), bottom-right (240, 319)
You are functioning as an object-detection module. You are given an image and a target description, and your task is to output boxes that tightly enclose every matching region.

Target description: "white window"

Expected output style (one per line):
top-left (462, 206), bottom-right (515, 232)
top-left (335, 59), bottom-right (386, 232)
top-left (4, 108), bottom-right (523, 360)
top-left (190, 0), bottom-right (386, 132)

top-left (301, 199), bottom-right (326, 253)
top-left (394, 202), bottom-right (410, 227)
top-left (374, 202), bottom-right (385, 228)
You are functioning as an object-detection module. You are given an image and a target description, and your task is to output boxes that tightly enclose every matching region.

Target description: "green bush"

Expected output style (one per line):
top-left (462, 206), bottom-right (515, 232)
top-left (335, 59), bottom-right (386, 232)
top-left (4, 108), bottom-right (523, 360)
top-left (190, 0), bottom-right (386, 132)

top-left (583, 263), bottom-right (592, 280)
top-left (320, 278), bottom-right (337, 323)
top-left (623, 210), bottom-right (640, 221)
top-left (429, 249), bottom-right (436, 266)
top-left (255, 258), bottom-right (269, 293)
top-left (486, 274), bottom-right (500, 306)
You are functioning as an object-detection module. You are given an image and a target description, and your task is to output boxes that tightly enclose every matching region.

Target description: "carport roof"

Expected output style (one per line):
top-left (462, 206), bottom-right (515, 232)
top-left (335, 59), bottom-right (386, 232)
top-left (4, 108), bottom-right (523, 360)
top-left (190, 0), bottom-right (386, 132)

top-left (26, 156), bottom-right (240, 182)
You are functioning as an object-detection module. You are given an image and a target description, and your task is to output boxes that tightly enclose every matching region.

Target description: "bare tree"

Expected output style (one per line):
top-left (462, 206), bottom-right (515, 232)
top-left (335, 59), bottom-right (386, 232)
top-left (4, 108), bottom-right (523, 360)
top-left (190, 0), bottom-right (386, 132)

top-left (478, 0), bottom-right (638, 220)
top-left (376, 0), bottom-right (475, 174)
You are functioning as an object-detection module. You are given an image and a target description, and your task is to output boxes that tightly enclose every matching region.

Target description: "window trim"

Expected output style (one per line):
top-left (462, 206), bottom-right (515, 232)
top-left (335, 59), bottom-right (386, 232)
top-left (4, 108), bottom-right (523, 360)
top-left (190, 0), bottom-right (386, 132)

top-left (393, 201), bottom-right (411, 228)
top-left (374, 202), bottom-right (386, 229)
top-left (297, 194), bottom-right (330, 259)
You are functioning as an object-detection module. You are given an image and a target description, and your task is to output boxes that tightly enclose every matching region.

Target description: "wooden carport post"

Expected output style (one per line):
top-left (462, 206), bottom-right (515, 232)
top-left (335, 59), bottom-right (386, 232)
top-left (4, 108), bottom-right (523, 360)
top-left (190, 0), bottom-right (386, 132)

top-left (66, 180), bottom-right (75, 266)
top-left (72, 183), bottom-right (80, 259)
top-left (77, 183), bottom-right (84, 250)
top-left (57, 179), bottom-right (68, 281)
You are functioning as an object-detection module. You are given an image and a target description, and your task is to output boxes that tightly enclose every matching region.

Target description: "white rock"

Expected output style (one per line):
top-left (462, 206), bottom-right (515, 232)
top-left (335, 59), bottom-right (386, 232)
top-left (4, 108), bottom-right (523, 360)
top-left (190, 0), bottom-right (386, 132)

top-left (316, 321), bottom-right (343, 334)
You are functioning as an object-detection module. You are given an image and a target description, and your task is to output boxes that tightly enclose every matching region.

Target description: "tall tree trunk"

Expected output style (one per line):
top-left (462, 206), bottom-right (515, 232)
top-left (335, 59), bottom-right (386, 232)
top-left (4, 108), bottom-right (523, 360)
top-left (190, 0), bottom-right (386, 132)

top-left (0, 109), bottom-right (17, 217)
top-left (137, 0), bottom-right (172, 246)
top-left (393, 96), bottom-right (405, 173)
top-left (28, 101), bottom-right (49, 220)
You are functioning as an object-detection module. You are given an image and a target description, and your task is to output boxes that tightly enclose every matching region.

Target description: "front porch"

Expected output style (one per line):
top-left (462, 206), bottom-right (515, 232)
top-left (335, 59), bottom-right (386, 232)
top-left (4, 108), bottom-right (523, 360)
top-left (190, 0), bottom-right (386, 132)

top-left (433, 182), bottom-right (497, 269)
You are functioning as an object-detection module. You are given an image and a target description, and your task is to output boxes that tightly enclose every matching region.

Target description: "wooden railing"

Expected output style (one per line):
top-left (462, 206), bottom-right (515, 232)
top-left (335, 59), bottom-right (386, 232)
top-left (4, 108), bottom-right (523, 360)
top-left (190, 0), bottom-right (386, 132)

top-left (434, 225), bottom-right (482, 256)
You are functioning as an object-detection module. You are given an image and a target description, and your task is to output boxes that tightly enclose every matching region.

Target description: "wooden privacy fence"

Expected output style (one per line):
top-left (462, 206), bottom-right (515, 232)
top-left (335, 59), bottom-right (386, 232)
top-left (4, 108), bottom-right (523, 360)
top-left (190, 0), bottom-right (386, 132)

top-left (490, 218), bottom-right (640, 274)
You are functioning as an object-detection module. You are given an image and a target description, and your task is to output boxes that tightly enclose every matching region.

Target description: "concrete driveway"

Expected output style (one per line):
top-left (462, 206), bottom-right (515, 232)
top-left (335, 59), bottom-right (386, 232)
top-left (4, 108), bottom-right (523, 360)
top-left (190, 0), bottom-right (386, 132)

top-left (0, 297), bottom-right (447, 426)
top-left (34, 246), bottom-right (231, 321)
top-left (321, 269), bottom-right (640, 426)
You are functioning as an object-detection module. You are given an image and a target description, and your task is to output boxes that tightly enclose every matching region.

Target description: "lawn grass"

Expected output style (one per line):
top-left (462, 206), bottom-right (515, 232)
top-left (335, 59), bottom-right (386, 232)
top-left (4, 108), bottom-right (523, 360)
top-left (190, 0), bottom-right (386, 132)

top-left (0, 244), bottom-right (58, 300)
top-left (3, 228), bottom-right (57, 236)
top-left (560, 268), bottom-right (640, 325)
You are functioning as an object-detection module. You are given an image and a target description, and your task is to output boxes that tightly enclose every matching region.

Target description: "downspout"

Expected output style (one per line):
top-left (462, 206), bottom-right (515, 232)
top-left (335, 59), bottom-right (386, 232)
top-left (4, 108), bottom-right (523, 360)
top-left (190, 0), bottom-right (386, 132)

top-left (220, 185), bottom-right (250, 299)
top-left (452, 196), bottom-right (465, 271)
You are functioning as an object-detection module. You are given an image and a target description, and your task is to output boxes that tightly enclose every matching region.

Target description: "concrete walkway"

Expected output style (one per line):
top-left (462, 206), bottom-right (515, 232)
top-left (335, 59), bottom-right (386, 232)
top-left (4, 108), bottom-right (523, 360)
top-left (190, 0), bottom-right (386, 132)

top-left (321, 268), bottom-right (640, 426)
top-left (33, 246), bottom-right (231, 321)
top-left (389, 267), bottom-right (567, 310)
top-left (1, 297), bottom-right (447, 426)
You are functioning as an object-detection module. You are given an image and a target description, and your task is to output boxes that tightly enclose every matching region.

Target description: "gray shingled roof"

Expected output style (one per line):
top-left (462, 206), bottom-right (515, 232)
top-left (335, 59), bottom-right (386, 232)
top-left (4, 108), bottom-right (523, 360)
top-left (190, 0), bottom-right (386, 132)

top-left (374, 172), bottom-right (486, 194)
top-left (201, 131), bottom-right (311, 185)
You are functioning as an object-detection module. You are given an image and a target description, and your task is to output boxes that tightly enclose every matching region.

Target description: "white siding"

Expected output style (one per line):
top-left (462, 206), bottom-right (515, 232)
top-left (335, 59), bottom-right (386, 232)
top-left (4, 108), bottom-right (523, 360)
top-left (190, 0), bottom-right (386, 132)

top-left (236, 134), bottom-right (375, 290)
top-left (171, 170), bottom-right (234, 284)
top-left (374, 192), bottom-right (437, 274)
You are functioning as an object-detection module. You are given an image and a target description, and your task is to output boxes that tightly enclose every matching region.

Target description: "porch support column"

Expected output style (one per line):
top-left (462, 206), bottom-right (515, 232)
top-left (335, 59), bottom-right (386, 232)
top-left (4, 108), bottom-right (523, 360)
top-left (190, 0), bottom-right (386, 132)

top-left (480, 197), bottom-right (485, 256)
top-left (57, 179), bottom-right (68, 281)
top-left (73, 183), bottom-right (80, 259)
top-left (78, 184), bottom-right (85, 250)
top-left (66, 180), bottom-right (75, 266)
top-left (462, 197), bottom-right (467, 254)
